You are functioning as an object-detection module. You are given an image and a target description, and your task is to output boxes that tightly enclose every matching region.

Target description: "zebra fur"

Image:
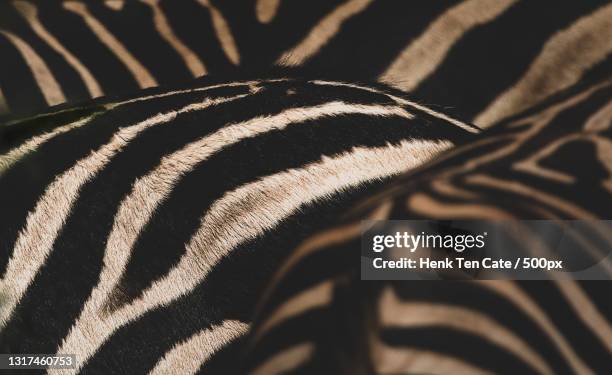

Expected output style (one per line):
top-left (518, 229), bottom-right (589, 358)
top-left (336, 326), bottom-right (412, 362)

top-left (0, 76), bottom-right (477, 373)
top-left (243, 77), bottom-right (612, 374)
top-left (0, 0), bottom-right (610, 127)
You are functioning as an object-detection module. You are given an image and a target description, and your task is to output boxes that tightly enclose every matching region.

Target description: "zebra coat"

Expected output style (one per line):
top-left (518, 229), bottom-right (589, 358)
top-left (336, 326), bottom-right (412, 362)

top-left (0, 0), bottom-right (610, 374)
top-left (0, 74), bottom-right (478, 373)
top-left (244, 76), bottom-right (612, 375)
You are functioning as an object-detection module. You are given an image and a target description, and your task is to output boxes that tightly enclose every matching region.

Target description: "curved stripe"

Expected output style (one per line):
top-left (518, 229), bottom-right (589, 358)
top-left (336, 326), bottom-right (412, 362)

top-left (0, 93), bottom-right (248, 329)
top-left (0, 85), bottom-right (8, 114)
top-left (514, 131), bottom-right (612, 198)
top-left (475, 4), bottom-right (612, 127)
top-left (58, 102), bottom-right (417, 363)
top-left (141, 0), bottom-right (207, 77)
top-left (584, 100), bottom-right (612, 132)
top-left (252, 343), bottom-right (313, 375)
top-left (104, 0), bottom-right (125, 11)
top-left (380, 0), bottom-right (517, 91)
top-left (479, 281), bottom-right (595, 375)
top-left (256, 0), bottom-right (281, 24)
top-left (0, 81), bottom-right (267, 173)
top-left (93, 103), bottom-right (411, 307)
top-left (379, 288), bottom-right (555, 375)
top-left (407, 192), bottom-right (515, 219)
top-left (593, 135), bottom-right (612, 193)
top-left (465, 174), bottom-right (599, 219)
top-left (2, 79), bottom-right (281, 128)
top-left (14, 1), bottom-right (103, 98)
top-left (197, 0), bottom-right (240, 65)
top-left (373, 342), bottom-right (493, 375)
top-left (554, 280), bottom-right (612, 353)
top-left (310, 80), bottom-right (480, 134)
top-left (0, 114), bottom-right (99, 176)
top-left (278, 0), bottom-right (374, 66)
top-left (0, 29), bottom-right (65, 106)
top-left (258, 200), bottom-right (392, 310)
top-left (63, 2), bottom-right (158, 89)
top-left (430, 179), bottom-right (478, 199)
top-left (58, 139), bottom-right (450, 368)
top-left (254, 280), bottom-right (333, 341)
top-left (430, 80), bottom-right (612, 184)
top-left (149, 320), bottom-right (247, 375)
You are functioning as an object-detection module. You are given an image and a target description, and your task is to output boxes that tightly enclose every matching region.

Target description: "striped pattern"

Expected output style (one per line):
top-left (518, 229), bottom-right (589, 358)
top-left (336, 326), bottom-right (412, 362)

top-left (0, 1), bottom-right (610, 373)
top-left (1, 0), bottom-right (610, 128)
top-left (244, 77), bottom-right (612, 374)
top-left (0, 77), bottom-right (477, 373)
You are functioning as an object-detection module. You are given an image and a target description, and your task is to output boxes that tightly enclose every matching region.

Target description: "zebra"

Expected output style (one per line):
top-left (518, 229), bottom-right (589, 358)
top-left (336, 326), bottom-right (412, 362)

top-left (243, 76), bottom-right (612, 374)
top-left (1, 0), bottom-right (611, 125)
top-left (0, 74), bottom-right (479, 373)
top-left (0, 1), bottom-right (609, 374)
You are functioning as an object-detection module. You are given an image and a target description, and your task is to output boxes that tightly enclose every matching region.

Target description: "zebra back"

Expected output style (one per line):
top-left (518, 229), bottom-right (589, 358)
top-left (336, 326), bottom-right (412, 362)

top-left (0, 75), bottom-right (478, 373)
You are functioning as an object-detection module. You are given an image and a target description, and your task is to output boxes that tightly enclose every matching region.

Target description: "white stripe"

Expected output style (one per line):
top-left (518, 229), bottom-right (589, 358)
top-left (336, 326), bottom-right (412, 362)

top-left (374, 342), bottom-right (492, 375)
top-left (584, 99), bottom-right (612, 132)
top-left (63, 2), bottom-right (158, 89)
top-left (97, 103), bottom-right (414, 311)
top-left (277, 0), bottom-right (373, 66)
top-left (480, 281), bottom-right (595, 375)
top-left (252, 343), bottom-right (313, 375)
top-left (58, 138), bottom-right (450, 369)
top-left (474, 4), bottom-right (612, 127)
top-left (3, 79), bottom-right (287, 127)
top-left (0, 81), bottom-right (268, 174)
top-left (0, 93), bottom-right (250, 329)
top-left (379, 288), bottom-right (554, 375)
top-left (197, 0), bottom-right (240, 65)
top-left (56, 101), bottom-right (416, 366)
top-left (141, 0), bottom-right (207, 77)
top-left (380, 0), bottom-right (516, 91)
top-left (0, 114), bottom-right (98, 176)
top-left (256, 0), bottom-right (281, 24)
top-left (311, 79), bottom-right (481, 133)
top-left (554, 280), bottom-right (612, 353)
top-left (14, 1), bottom-right (103, 98)
top-left (0, 29), bottom-right (65, 106)
top-left (148, 320), bottom-right (247, 375)
top-left (104, 0), bottom-right (125, 11)
top-left (0, 85), bottom-right (8, 114)
top-left (254, 280), bottom-right (333, 341)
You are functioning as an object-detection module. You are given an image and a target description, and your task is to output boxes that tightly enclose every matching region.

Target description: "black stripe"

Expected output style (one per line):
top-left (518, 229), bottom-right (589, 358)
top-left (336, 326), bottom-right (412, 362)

top-left (38, 2), bottom-right (140, 95)
top-left (0, 84), bottom-right (252, 277)
top-left (576, 281), bottom-right (612, 329)
top-left (81, 178), bottom-right (387, 373)
top-left (87, 2), bottom-right (193, 85)
top-left (110, 111), bottom-right (431, 310)
top-left (213, 0), bottom-right (346, 69)
top-left (389, 281), bottom-right (573, 374)
top-left (159, 0), bottom-right (237, 73)
top-left (380, 326), bottom-right (539, 375)
top-left (0, 80), bottom-right (408, 355)
top-left (412, 0), bottom-right (605, 122)
top-left (196, 335), bottom-right (245, 374)
top-left (0, 32), bottom-right (47, 114)
top-left (0, 84), bottom-right (256, 354)
top-left (0, 4), bottom-right (89, 108)
top-left (0, 106), bottom-right (104, 154)
top-left (519, 281), bottom-right (611, 373)
top-left (245, 309), bottom-right (334, 373)
top-left (301, 0), bottom-right (457, 80)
